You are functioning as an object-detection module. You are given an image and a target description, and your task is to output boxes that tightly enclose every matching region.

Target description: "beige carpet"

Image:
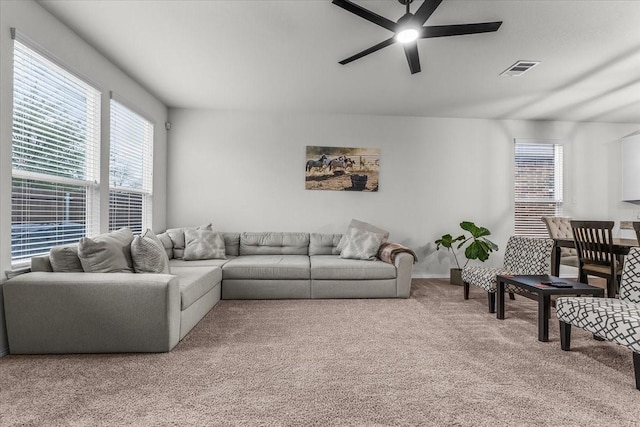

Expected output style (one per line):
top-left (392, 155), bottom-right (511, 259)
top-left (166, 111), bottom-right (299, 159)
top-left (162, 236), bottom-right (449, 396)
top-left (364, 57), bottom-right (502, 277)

top-left (1, 279), bottom-right (638, 426)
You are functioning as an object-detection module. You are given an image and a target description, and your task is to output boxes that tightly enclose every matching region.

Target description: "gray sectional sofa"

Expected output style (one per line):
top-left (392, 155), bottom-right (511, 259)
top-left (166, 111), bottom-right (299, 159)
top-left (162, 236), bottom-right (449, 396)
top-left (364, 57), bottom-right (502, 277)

top-left (3, 231), bottom-right (414, 354)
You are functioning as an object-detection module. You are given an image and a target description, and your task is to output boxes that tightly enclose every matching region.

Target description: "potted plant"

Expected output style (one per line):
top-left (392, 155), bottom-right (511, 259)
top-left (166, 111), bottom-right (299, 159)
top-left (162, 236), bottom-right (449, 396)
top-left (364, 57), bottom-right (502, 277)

top-left (434, 221), bottom-right (499, 286)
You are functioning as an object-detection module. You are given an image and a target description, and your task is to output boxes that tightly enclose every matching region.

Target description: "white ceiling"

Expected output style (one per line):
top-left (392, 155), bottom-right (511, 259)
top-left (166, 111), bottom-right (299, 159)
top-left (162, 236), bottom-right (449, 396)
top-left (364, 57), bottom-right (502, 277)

top-left (38, 0), bottom-right (640, 123)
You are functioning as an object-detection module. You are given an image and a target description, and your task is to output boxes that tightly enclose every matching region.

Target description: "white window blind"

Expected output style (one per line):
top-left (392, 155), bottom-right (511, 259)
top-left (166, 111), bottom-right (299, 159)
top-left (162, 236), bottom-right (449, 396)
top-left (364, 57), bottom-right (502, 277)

top-left (514, 140), bottom-right (564, 237)
top-left (11, 38), bottom-right (101, 263)
top-left (109, 98), bottom-right (153, 234)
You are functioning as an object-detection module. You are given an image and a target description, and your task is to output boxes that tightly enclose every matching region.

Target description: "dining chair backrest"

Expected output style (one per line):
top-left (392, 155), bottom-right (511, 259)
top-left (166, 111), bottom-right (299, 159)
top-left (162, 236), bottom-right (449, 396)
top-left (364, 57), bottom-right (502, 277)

top-left (620, 247), bottom-right (640, 304)
top-left (633, 222), bottom-right (640, 243)
top-left (541, 216), bottom-right (576, 256)
top-left (570, 220), bottom-right (616, 267)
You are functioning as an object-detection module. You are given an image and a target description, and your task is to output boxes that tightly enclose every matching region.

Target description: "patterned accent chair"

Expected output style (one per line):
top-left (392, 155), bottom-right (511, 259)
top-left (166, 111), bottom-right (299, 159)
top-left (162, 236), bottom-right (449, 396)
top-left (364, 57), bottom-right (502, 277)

top-left (556, 247), bottom-right (640, 390)
top-left (462, 236), bottom-right (554, 313)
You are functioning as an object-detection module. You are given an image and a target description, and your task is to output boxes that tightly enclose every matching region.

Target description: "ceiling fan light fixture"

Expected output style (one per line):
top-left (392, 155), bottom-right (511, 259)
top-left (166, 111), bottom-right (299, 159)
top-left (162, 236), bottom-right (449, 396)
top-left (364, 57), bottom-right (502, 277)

top-left (395, 28), bottom-right (419, 43)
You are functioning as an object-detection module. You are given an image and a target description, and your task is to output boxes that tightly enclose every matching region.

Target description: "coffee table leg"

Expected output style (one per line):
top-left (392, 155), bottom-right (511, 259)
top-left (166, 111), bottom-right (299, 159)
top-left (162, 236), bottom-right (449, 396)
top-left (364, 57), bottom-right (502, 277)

top-left (497, 279), bottom-right (505, 319)
top-left (538, 293), bottom-right (550, 342)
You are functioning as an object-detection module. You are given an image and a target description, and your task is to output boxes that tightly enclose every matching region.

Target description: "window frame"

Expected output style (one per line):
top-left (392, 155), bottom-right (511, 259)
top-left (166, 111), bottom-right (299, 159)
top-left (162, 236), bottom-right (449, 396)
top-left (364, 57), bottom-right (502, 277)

top-left (513, 138), bottom-right (565, 238)
top-left (10, 34), bottom-right (102, 265)
top-left (108, 94), bottom-right (154, 235)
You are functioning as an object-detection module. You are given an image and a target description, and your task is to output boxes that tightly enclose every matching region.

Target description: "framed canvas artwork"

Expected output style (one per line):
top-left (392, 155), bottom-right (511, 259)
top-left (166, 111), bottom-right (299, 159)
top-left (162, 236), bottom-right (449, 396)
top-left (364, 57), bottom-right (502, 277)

top-left (305, 146), bottom-right (379, 192)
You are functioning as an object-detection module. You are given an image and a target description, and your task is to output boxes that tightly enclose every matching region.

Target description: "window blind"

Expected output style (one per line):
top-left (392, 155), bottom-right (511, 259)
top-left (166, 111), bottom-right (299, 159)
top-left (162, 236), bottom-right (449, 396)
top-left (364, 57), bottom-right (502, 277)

top-left (11, 38), bottom-right (101, 263)
top-left (109, 99), bottom-right (153, 234)
top-left (514, 141), bottom-right (564, 237)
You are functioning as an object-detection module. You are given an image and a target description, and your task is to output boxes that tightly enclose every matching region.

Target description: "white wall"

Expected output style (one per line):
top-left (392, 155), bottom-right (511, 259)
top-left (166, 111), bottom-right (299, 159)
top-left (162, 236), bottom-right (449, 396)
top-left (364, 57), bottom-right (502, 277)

top-left (0, 0), bottom-right (168, 355)
top-left (167, 109), bottom-right (639, 276)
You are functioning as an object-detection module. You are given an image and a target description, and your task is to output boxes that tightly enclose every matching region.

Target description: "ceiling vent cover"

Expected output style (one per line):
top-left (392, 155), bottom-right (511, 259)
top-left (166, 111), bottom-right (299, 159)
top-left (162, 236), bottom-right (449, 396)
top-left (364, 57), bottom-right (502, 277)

top-left (500, 60), bottom-right (540, 77)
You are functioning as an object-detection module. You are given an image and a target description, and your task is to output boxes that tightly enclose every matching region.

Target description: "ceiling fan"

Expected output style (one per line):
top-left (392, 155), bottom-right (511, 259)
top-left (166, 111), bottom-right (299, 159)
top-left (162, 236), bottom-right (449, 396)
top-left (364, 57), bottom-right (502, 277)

top-left (332, 0), bottom-right (502, 74)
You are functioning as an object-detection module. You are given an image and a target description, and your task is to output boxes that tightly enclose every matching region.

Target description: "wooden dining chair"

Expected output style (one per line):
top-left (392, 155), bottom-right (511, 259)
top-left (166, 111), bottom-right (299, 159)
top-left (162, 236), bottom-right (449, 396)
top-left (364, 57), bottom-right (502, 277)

top-left (570, 220), bottom-right (621, 298)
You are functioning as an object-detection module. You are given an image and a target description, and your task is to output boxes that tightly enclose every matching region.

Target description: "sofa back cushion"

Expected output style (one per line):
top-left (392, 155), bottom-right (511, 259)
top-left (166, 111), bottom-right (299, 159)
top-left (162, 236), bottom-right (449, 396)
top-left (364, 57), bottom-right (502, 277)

top-left (223, 232), bottom-right (241, 256)
top-left (309, 233), bottom-right (342, 256)
top-left (240, 232), bottom-right (309, 256)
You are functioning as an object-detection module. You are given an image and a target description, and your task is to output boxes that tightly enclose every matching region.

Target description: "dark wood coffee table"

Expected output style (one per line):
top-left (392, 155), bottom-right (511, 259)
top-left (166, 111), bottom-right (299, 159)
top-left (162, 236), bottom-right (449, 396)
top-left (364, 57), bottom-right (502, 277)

top-left (496, 275), bottom-right (604, 342)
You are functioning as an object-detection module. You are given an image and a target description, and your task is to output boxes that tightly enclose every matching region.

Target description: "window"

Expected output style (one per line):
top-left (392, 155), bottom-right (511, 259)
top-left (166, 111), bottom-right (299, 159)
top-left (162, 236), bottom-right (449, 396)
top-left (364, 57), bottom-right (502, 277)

top-left (514, 140), bottom-right (564, 237)
top-left (109, 98), bottom-right (154, 234)
top-left (11, 38), bottom-right (100, 263)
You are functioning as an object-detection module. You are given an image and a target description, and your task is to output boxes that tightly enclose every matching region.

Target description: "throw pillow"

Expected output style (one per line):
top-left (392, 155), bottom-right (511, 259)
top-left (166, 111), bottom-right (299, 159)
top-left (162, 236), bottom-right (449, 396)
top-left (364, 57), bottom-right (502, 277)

top-left (339, 227), bottom-right (384, 261)
top-left (78, 227), bottom-right (134, 273)
top-left (337, 219), bottom-right (389, 252)
top-left (156, 231), bottom-right (174, 259)
top-left (131, 229), bottom-right (171, 274)
top-left (167, 223), bottom-right (213, 259)
top-left (183, 228), bottom-right (226, 260)
top-left (49, 245), bottom-right (83, 272)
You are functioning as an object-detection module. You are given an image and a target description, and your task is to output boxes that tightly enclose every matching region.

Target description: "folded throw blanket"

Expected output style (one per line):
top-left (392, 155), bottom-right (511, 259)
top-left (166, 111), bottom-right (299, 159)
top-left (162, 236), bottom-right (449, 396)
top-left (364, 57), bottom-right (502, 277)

top-left (378, 242), bottom-right (418, 264)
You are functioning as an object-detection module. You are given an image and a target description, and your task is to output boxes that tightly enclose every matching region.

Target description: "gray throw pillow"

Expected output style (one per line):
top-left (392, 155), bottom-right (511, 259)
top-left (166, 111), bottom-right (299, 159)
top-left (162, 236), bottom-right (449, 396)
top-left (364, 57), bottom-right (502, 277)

top-left (167, 223), bottom-right (213, 259)
top-left (156, 231), bottom-right (174, 259)
top-left (183, 228), bottom-right (226, 260)
top-left (337, 219), bottom-right (389, 251)
top-left (339, 227), bottom-right (384, 261)
top-left (49, 245), bottom-right (83, 272)
top-left (78, 228), bottom-right (134, 273)
top-left (131, 229), bottom-right (171, 274)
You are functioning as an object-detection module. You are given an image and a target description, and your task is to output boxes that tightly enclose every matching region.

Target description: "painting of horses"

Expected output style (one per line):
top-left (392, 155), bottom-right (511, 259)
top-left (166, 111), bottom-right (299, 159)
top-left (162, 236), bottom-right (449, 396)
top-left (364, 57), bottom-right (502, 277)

top-left (305, 146), bottom-right (380, 192)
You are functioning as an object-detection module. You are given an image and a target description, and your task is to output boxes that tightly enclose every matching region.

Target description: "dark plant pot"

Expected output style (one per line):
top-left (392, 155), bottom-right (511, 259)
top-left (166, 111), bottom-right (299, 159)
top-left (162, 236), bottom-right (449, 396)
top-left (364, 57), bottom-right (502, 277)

top-left (450, 268), bottom-right (463, 286)
top-left (350, 174), bottom-right (368, 191)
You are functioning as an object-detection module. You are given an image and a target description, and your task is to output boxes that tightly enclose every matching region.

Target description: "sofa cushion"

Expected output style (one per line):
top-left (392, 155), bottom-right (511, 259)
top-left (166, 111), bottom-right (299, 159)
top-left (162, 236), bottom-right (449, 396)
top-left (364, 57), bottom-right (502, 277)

top-left (131, 229), bottom-right (171, 274)
top-left (49, 245), bottom-right (83, 272)
top-left (240, 232), bottom-right (309, 256)
top-left (309, 233), bottom-right (342, 256)
top-left (310, 255), bottom-right (397, 280)
top-left (223, 232), bottom-right (241, 257)
top-left (222, 255), bottom-right (310, 280)
top-left (169, 257), bottom-right (234, 269)
top-left (78, 228), bottom-right (134, 273)
top-left (183, 229), bottom-right (226, 260)
top-left (171, 266), bottom-right (222, 310)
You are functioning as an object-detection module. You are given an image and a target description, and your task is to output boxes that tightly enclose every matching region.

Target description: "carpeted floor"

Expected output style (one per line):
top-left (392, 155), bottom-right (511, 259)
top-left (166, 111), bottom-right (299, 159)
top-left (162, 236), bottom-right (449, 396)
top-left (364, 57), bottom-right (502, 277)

top-left (1, 279), bottom-right (638, 426)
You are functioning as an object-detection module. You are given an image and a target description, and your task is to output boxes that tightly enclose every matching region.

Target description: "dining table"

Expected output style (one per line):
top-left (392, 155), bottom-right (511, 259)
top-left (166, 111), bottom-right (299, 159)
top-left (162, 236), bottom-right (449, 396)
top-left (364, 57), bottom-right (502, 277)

top-left (552, 237), bottom-right (639, 277)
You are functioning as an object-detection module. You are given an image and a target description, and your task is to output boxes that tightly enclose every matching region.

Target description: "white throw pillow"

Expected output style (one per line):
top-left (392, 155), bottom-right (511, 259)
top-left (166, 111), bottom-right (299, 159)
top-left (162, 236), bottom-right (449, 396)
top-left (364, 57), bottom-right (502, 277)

top-left (339, 227), bottom-right (384, 261)
top-left (337, 219), bottom-right (389, 252)
top-left (183, 228), bottom-right (226, 260)
top-left (131, 229), bottom-right (171, 274)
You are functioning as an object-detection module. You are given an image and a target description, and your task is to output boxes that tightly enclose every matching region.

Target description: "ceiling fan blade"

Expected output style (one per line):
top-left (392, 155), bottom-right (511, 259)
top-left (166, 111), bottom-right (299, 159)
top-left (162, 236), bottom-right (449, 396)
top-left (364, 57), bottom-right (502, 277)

top-left (403, 42), bottom-right (421, 74)
top-left (412, 0), bottom-right (444, 26)
top-left (332, 0), bottom-right (397, 32)
top-left (338, 37), bottom-right (396, 65)
top-left (420, 22), bottom-right (503, 38)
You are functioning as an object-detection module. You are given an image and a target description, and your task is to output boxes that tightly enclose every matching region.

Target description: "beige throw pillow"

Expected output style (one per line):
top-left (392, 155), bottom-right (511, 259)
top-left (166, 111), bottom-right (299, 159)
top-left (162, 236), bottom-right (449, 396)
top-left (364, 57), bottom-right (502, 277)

top-left (167, 223), bottom-right (213, 259)
top-left (339, 227), bottom-right (384, 261)
top-left (131, 229), bottom-right (171, 274)
top-left (183, 228), bottom-right (226, 260)
top-left (78, 228), bottom-right (134, 273)
top-left (156, 231), bottom-right (174, 259)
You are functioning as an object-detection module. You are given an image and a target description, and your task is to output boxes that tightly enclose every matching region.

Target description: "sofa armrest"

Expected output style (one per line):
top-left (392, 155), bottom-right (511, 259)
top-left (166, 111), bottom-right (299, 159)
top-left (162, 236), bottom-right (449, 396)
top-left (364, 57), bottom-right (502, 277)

top-left (394, 252), bottom-right (413, 298)
top-left (3, 272), bottom-right (181, 354)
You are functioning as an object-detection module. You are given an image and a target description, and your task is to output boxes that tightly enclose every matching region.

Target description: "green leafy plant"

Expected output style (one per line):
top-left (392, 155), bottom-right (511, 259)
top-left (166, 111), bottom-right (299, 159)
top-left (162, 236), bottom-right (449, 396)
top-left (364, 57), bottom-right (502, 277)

top-left (435, 221), bottom-right (499, 268)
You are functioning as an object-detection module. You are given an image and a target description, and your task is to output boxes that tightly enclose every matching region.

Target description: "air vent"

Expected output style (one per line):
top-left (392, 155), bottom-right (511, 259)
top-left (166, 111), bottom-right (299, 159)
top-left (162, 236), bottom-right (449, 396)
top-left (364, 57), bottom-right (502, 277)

top-left (500, 60), bottom-right (540, 77)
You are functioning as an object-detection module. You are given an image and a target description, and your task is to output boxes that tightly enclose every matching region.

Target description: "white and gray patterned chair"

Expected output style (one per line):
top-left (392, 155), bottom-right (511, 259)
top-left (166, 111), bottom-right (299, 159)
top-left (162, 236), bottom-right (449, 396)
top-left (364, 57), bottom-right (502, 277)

top-left (556, 246), bottom-right (640, 390)
top-left (462, 236), bottom-right (554, 313)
